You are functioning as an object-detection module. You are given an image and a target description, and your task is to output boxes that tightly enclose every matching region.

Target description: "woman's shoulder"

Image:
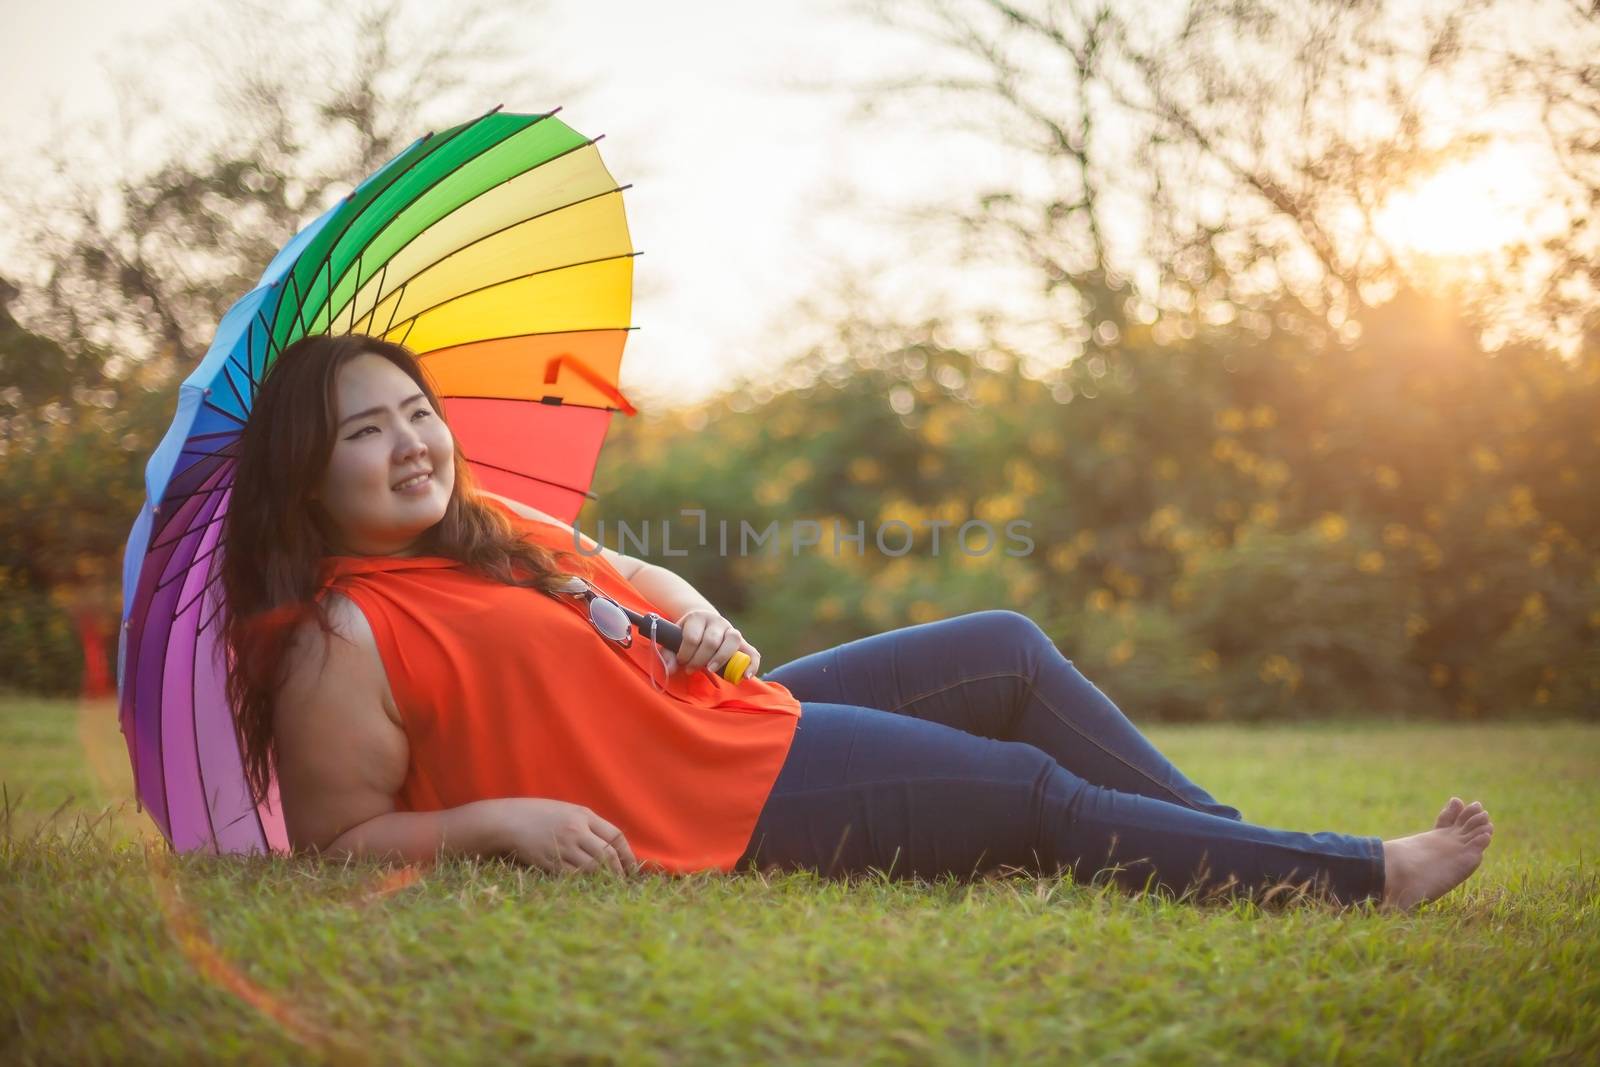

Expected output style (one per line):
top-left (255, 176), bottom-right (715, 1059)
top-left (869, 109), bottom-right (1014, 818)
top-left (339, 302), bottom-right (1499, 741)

top-left (477, 490), bottom-right (564, 536)
top-left (475, 491), bottom-right (624, 578)
top-left (317, 589), bottom-right (371, 640)
top-left (281, 592), bottom-right (374, 677)
top-left (283, 592), bottom-right (403, 728)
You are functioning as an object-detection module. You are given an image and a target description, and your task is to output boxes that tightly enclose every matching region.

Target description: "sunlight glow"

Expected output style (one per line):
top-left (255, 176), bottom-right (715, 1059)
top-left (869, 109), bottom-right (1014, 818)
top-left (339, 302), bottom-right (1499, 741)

top-left (1374, 143), bottom-right (1546, 258)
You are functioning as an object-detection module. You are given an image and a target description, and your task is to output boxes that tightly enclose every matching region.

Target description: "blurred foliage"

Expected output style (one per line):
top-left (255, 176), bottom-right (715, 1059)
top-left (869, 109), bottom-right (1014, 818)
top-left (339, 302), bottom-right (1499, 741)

top-left (0, 0), bottom-right (1594, 721)
top-left (0, 576), bottom-right (84, 696)
top-left (0, 0), bottom-right (554, 695)
top-left (589, 289), bottom-right (1599, 721)
top-left (0, 288), bottom-right (147, 693)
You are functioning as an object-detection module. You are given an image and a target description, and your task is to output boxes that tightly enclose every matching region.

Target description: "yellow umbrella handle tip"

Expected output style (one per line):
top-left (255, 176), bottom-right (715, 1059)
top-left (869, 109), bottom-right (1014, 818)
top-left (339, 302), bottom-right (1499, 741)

top-left (721, 650), bottom-right (752, 683)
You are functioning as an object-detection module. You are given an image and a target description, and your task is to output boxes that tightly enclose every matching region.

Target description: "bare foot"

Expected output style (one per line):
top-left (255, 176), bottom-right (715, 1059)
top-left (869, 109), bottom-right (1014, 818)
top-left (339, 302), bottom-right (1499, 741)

top-left (1382, 799), bottom-right (1494, 909)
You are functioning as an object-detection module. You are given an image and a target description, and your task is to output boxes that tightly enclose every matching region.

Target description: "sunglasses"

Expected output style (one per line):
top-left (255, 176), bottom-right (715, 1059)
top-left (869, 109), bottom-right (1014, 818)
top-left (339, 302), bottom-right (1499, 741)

top-left (549, 575), bottom-right (682, 689)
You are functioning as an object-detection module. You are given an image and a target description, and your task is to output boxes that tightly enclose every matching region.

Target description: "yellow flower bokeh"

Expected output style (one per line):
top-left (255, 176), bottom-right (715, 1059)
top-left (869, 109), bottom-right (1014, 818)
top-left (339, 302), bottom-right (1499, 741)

top-left (1317, 513), bottom-right (1349, 542)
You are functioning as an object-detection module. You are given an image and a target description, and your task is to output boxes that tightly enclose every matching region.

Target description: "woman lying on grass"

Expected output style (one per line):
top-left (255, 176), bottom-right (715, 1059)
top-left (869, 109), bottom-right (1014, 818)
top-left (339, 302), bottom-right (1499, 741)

top-left (220, 334), bottom-right (1493, 909)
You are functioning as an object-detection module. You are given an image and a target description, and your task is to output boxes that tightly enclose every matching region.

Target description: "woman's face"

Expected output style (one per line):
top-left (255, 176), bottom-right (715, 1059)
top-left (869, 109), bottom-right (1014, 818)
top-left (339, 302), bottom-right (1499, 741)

top-left (315, 352), bottom-right (456, 556)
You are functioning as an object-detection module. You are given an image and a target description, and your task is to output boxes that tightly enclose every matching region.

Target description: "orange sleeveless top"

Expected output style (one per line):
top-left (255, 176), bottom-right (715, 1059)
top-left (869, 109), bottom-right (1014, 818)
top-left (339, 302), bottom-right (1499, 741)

top-left (313, 497), bottom-right (803, 874)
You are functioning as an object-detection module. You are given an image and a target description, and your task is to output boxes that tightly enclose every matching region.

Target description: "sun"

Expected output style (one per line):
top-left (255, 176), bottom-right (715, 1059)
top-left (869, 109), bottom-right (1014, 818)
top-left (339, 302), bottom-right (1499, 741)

top-left (1372, 142), bottom-right (1547, 259)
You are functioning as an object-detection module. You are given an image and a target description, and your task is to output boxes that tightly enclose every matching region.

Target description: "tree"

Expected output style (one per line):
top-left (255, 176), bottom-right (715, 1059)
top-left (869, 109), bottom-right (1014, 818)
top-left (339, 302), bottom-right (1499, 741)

top-left (845, 0), bottom-right (1600, 354)
top-left (0, 0), bottom-right (570, 693)
top-left (7, 0), bottom-right (565, 369)
top-left (0, 279), bottom-right (147, 693)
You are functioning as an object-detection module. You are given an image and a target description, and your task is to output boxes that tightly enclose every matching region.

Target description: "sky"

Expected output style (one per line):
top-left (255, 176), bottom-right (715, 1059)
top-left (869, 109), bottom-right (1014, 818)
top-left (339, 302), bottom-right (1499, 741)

top-left (0, 0), bottom-right (1031, 411)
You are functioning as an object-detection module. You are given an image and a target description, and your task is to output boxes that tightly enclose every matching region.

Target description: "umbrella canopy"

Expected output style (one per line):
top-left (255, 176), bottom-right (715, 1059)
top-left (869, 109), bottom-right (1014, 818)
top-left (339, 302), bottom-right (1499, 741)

top-left (117, 108), bottom-right (637, 854)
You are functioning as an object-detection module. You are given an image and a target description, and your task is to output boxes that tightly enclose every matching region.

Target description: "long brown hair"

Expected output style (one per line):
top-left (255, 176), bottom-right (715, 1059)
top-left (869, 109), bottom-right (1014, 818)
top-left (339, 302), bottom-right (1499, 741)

top-left (219, 334), bottom-right (586, 807)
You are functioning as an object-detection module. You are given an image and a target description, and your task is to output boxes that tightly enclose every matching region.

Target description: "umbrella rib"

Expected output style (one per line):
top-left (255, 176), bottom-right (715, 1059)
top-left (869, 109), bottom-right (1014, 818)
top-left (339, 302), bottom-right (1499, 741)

top-left (219, 361), bottom-right (250, 416)
top-left (253, 309), bottom-right (281, 377)
top-left (225, 793), bottom-right (277, 861)
top-left (200, 398), bottom-right (248, 428)
top-left (172, 566), bottom-right (223, 623)
top-left (183, 429), bottom-right (244, 445)
top-left (323, 140), bottom-right (622, 330)
top-left (243, 315), bottom-right (261, 386)
top-left (383, 251), bottom-right (640, 337)
top-left (178, 443), bottom-right (237, 461)
top-left (150, 470), bottom-right (232, 563)
top-left (319, 247), bottom-right (335, 332)
top-left (286, 105), bottom-right (540, 340)
top-left (189, 588), bottom-right (223, 852)
top-left (286, 271), bottom-right (309, 342)
top-left (196, 582), bottom-right (229, 647)
top-left (439, 392), bottom-right (627, 414)
top-left (294, 222), bottom-right (343, 353)
top-left (158, 477), bottom-right (234, 512)
top-left (177, 440), bottom-right (232, 456)
top-left (225, 323), bottom-right (259, 398)
top-left (309, 111), bottom-right (581, 332)
top-left (384, 281), bottom-right (410, 337)
top-left (149, 507), bottom-right (227, 554)
top-left (163, 472), bottom-right (234, 500)
top-left (465, 456), bottom-right (599, 501)
top-left (153, 532), bottom-right (225, 595)
top-left (374, 260), bottom-right (390, 331)
top-left (414, 324), bottom-right (638, 354)
top-left (360, 260), bottom-right (390, 336)
top-left (218, 797), bottom-right (272, 855)
top-left (227, 353), bottom-right (256, 403)
top-left (343, 250), bottom-right (365, 335)
top-left (266, 108), bottom-right (503, 345)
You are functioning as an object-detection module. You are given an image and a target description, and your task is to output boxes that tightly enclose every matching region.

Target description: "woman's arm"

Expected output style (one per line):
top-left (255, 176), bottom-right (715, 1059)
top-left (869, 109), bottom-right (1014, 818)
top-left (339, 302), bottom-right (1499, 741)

top-left (626, 562), bottom-right (718, 620)
top-left (476, 489), bottom-right (647, 580)
top-left (475, 489), bottom-right (718, 616)
top-left (325, 797), bottom-right (640, 876)
top-left (274, 597), bottom-right (411, 854)
top-left (474, 489), bottom-right (757, 675)
top-left (323, 800), bottom-right (515, 863)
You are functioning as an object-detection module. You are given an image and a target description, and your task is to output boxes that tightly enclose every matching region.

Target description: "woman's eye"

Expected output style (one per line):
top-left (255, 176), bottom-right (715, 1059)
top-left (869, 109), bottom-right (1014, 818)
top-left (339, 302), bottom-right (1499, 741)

top-left (344, 409), bottom-right (429, 440)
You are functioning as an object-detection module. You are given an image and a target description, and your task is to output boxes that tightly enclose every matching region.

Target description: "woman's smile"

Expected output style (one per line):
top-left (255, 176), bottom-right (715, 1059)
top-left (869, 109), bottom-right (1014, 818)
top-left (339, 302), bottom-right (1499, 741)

top-left (393, 471), bottom-right (433, 493)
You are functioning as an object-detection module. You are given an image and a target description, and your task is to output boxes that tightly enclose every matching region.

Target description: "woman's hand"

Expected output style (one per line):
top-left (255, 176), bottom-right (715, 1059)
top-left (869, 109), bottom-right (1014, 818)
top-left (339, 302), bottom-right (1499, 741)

top-left (669, 608), bottom-right (761, 678)
top-left (499, 798), bottom-right (640, 878)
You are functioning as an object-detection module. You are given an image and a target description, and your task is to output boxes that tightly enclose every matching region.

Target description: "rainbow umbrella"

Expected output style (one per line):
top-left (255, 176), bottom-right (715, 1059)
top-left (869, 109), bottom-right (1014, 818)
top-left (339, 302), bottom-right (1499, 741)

top-left (117, 108), bottom-right (637, 854)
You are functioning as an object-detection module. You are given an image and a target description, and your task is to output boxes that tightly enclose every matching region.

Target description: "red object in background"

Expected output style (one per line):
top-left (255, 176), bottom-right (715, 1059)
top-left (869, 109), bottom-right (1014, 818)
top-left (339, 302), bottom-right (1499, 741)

top-left (74, 608), bottom-right (114, 698)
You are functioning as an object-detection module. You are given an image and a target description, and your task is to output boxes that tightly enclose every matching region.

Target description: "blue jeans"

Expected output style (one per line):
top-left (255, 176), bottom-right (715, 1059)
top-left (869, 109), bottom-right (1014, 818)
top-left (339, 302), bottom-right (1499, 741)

top-left (739, 611), bottom-right (1384, 904)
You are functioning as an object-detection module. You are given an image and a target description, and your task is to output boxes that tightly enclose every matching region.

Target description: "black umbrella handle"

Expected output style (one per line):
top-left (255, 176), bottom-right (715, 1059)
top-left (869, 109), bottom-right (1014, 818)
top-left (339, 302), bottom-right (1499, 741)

top-left (628, 610), bottom-right (752, 683)
top-left (633, 611), bottom-right (683, 651)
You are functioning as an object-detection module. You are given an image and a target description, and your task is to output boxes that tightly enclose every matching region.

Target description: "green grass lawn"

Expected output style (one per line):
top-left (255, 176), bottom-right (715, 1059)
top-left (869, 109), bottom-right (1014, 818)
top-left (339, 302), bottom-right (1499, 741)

top-left (3, 695), bottom-right (1597, 1065)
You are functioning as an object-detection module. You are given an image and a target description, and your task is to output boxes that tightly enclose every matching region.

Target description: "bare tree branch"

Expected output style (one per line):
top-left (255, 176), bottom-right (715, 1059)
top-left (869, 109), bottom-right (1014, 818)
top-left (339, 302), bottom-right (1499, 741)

top-left (839, 0), bottom-right (1600, 350)
top-left (6, 0), bottom-right (575, 375)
